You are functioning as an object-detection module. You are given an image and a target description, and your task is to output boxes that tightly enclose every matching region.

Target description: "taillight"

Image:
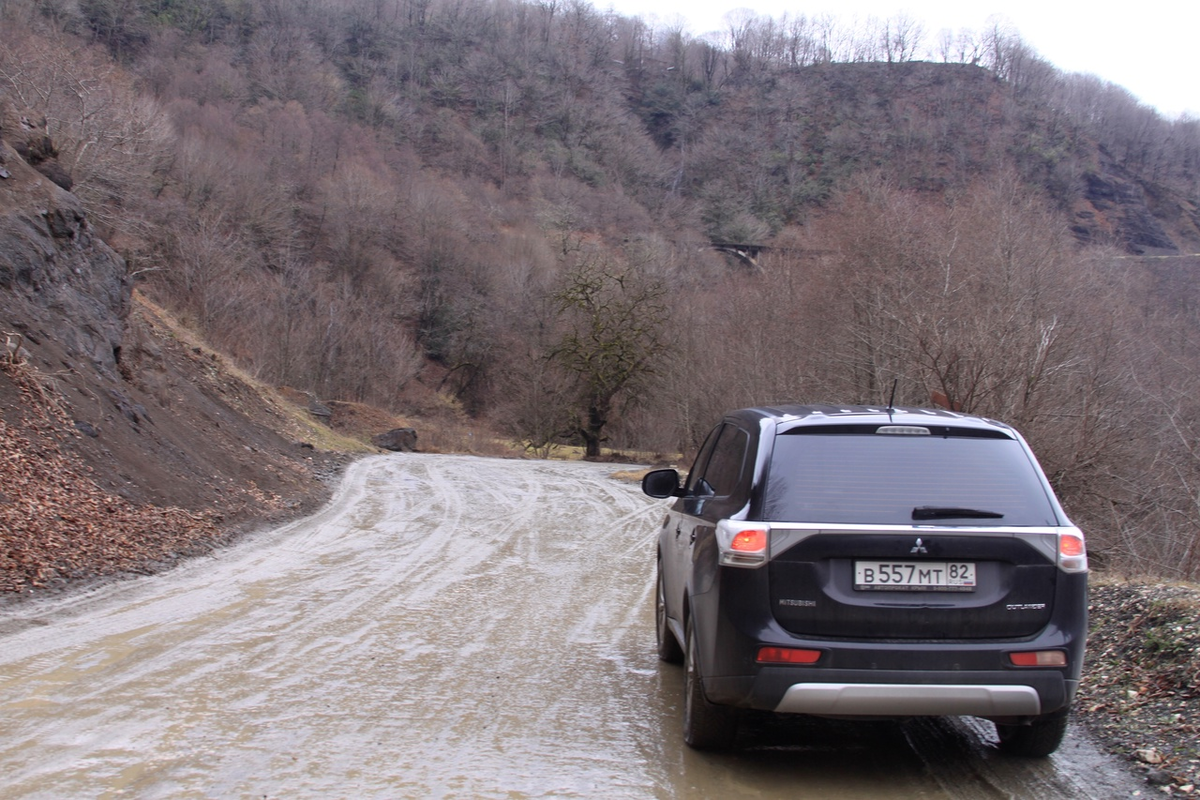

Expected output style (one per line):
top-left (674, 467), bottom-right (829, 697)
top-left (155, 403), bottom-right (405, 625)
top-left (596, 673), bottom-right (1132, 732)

top-left (731, 528), bottom-right (767, 552)
top-left (716, 521), bottom-right (770, 567)
top-left (1009, 650), bottom-right (1068, 667)
top-left (757, 647), bottom-right (822, 664)
top-left (1058, 529), bottom-right (1087, 573)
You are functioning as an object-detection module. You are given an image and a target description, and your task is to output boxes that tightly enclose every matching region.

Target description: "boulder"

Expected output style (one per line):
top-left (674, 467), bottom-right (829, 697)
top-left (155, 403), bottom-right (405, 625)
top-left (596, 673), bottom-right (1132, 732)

top-left (372, 427), bottom-right (418, 452)
top-left (1, 105), bottom-right (74, 190)
top-left (305, 393), bottom-right (332, 420)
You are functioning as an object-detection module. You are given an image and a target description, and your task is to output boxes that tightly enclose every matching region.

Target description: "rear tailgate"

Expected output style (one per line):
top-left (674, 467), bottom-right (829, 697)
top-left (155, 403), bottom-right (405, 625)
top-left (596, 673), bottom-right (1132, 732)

top-left (768, 529), bottom-right (1059, 639)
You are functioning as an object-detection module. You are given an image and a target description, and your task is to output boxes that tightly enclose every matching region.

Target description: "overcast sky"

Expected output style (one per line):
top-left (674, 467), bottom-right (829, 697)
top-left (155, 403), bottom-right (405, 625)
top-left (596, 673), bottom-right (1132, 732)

top-left (602, 0), bottom-right (1198, 119)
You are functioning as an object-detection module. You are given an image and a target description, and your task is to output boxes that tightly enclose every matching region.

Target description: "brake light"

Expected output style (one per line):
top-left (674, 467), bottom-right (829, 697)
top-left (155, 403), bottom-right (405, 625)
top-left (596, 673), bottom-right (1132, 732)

top-left (1009, 650), bottom-right (1067, 667)
top-left (757, 647), bottom-right (822, 664)
top-left (716, 521), bottom-right (771, 567)
top-left (731, 529), bottom-right (767, 553)
top-left (1058, 530), bottom-right (1088, 573)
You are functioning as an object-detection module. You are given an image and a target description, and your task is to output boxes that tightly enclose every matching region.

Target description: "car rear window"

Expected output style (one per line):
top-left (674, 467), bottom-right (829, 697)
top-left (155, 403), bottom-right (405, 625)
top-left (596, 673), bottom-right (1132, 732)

top-left (762, 429), bottom-right (1059, 526)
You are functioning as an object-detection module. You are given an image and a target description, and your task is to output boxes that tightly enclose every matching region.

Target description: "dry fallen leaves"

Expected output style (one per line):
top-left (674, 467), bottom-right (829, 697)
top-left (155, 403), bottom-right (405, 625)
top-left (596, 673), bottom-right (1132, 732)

top-left (1, 359), bottom-right (220, 593)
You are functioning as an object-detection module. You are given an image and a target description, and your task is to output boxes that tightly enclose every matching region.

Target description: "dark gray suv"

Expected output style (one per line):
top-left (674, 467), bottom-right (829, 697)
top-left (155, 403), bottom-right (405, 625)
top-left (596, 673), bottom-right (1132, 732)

top-left (642, 405), bottom-right (1087, 756)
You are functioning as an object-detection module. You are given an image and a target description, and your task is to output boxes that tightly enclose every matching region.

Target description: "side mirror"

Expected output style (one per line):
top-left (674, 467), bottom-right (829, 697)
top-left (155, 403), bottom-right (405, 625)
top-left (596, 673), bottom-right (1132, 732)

top-left (642, 468), bottom-right (683, 499)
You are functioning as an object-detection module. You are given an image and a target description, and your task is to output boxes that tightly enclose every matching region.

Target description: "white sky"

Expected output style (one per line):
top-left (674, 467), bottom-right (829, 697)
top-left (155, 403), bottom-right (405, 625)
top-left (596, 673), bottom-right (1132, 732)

top-left (602, 0), bottom-right (1199, 119)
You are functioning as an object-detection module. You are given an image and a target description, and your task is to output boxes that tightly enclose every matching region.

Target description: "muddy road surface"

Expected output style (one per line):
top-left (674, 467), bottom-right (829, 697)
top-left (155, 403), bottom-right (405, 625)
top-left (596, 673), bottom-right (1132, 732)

top-left (1, 455), bottom-right (1142, 799)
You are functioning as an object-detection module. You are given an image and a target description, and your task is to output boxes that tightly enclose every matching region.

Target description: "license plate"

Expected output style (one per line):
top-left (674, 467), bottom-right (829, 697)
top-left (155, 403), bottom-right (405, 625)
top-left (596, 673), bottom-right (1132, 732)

top-left (854, 561), bottom-right (976, 592)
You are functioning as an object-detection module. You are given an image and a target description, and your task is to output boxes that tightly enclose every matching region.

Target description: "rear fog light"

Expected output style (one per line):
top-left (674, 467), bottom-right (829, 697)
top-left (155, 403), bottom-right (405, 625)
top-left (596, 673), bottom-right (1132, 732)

top-left (757, 647), bottom-right (822, 665)
top-left (1009, 650), bottom-right (1067, 667)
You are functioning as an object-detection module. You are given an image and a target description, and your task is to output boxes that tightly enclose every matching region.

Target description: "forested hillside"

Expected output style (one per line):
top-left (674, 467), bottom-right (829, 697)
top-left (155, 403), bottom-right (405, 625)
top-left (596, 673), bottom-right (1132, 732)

top-left (2, 0), bottom-right (1200, 578)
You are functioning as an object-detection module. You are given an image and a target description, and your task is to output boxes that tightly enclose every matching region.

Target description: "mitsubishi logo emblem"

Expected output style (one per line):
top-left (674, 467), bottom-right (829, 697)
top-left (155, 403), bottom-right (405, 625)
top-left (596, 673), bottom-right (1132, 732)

top-left (910, 538), bottom-right (928, 554)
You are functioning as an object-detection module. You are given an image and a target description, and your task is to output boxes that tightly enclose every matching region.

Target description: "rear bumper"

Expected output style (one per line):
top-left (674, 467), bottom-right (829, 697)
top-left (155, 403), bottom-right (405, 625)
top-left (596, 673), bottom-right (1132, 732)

top-left (775, 681), bottom-right (1040, 716)
top-left (707, 667), bottom-right (1076, 719)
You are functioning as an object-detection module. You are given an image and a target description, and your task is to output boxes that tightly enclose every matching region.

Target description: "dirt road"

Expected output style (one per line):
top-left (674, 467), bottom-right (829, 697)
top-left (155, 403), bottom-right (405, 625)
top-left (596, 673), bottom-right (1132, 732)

top-left (0, 455), bottom-right (1144, 798)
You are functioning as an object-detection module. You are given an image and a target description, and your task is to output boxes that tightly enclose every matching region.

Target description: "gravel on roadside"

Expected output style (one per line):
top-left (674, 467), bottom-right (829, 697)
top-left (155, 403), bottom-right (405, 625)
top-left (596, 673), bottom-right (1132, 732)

top-left (1076, 578), bottom-right (1200, 794)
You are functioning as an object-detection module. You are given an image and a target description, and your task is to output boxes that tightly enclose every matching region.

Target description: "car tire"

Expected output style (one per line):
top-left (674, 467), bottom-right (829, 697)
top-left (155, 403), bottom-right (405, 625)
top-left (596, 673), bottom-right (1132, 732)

top-left (656, 562), bottom-right (684, 664)
top-left (683, 616), bottom-right (738, 750)
top-left (995, 711), bottom-right (1069, 757)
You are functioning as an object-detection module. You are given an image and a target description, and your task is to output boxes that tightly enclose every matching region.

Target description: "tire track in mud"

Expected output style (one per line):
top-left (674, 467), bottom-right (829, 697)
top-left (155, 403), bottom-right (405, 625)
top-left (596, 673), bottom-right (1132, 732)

top-left (0, 455), bottom-right (1144, 799)
top-left (900, 716), bottom-right (1145, 800)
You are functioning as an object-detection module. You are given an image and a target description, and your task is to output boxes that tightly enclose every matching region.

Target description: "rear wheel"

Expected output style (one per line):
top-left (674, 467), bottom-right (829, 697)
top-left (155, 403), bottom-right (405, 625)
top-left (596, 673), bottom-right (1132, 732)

top-left (655, 562), bottom-right (683, 664)
top-left (995, 712), bottom-right (1069, 757)
top-left (683, 617), bottom-right (738, 750)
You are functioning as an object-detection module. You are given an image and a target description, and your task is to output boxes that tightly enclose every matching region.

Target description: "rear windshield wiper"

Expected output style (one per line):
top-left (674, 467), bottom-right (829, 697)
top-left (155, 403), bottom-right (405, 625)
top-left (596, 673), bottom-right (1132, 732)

top-left (912, 506), bottom-right (1004, 521)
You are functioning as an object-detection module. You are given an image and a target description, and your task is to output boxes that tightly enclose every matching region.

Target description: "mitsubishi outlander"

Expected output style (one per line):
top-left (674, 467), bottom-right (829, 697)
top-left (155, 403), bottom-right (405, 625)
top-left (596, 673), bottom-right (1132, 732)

top-left (642, 405), bottom-right (1087, 756)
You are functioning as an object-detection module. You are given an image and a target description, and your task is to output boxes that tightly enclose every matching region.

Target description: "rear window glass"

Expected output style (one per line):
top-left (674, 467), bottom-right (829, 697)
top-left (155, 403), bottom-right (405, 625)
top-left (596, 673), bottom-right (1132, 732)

top-left (763, 431), bottom-right (1059, 526)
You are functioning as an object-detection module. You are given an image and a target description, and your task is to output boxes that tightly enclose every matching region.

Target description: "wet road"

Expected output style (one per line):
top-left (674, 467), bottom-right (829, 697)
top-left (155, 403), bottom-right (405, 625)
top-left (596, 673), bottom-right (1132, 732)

top-left (0, 455), bottom-right (1143, 798)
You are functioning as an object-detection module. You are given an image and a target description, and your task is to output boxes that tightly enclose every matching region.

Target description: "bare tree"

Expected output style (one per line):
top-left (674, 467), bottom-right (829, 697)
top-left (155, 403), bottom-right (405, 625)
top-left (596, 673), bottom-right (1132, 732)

top-left (495, 340), bottom-right (578, 457)
top-left (803, 175), bottom-right (1161, 571)
top-left (881, 14), bottom-right (924, 63)
top-left (0, 31), bottom-right (172, 238)
top-left (549, 249), bottom-right (670, 458)
top-left (318, 158), bottom-right (403, 287)
top-left (169, 211), bottom-right (255, 331)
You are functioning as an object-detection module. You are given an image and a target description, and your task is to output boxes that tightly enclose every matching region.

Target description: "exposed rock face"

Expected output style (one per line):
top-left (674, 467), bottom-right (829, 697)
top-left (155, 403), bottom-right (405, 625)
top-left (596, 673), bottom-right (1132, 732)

top-left (0, 117), bottom-right (336, 533)
top-left (372, 427), bottom-right (418, 452)
top-left (0, 138), bottom-right (128, 380)
top-left (1073, 171), bottom-right (1180, 253)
